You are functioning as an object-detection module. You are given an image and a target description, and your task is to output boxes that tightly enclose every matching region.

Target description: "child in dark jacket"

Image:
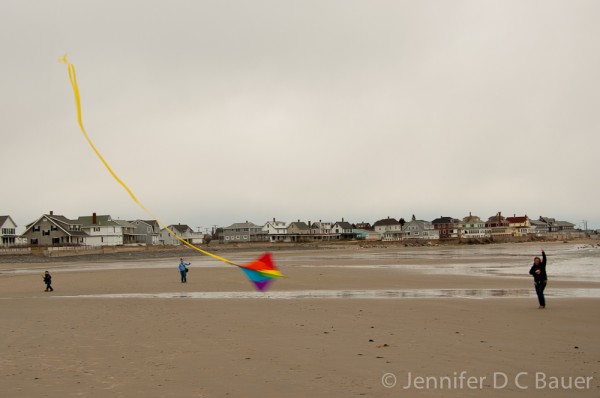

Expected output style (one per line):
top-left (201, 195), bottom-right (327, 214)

top-left (43, 271), bottom-right (53, 292)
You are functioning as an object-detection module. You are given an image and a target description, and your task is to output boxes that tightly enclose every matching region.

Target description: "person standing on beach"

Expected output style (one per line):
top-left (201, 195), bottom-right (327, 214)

top-left (43, 271), bottom-right (53, 292)
top-left (178, 258), bottom-right (190, 283)
top-left (529, 249), bottom-right (547, 308)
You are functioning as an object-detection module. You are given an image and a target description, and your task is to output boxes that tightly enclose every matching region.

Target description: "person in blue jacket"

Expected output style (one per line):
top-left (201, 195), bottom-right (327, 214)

top-left (178, 258), bottom-right (190, 283)
top-left (529, 249), bottom-right (547, 308)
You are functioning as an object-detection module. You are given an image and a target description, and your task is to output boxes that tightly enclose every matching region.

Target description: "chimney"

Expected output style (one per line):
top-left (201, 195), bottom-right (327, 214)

top-left (49, 210), bottom-right (53, 216)
top-left (273, 217), bottom-right (275, 222)
top-left (92, 212), bottom-right (97, 224)
top-left (342, 217), bottom-right (344, 222)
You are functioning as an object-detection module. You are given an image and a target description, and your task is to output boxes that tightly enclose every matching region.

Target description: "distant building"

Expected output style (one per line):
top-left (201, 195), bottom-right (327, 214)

top-left (77, 213), bottom-right (124, 246)
top-left (332, 219), bottom-right (355, 239)
top-left (373, 217), bottom-right (402, 235)
top-left (402, 215), bottom-right (440, 240)
top-left (287, 221), bottom-right (310, 235)
top-left (21, 211), bottom-right (88, 246)
top-left (310, 221), bottom-right (333, 235)
top-left (353, 229), bottom-right (381, 240)
top-left (354, 222), bottom-right (373, 231)
top-left (0, 215), bottom-right (18, 246)
top-left (159, 224), bottom-right (195, 245)
top-left (431, 216), bottom-right (460, 239)
top-left (263, 219), bottom-right (288, 242)
top-left (539, 217), bottom-right (575, 232)
top-left (114, 219), bottom-right (137, 244)
top-left (130, 220), bottom-right (160, 245)
top-left (506, 215), bottom-right (531, 237)
top-left (222, 221), bottom-right (267, 243)
top-left (485, 212), bottom-right (512, 238)
top-left (460, 212), bottom-right (491, 239)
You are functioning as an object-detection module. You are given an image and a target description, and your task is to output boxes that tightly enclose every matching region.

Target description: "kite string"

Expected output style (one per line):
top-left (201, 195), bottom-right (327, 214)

top-left (60, 55), bottom-right (237, 267)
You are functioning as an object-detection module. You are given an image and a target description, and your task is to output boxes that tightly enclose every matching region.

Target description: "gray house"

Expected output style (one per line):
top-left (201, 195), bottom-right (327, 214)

top-left (159, 224), bottom-right (195, 245)
top-left (21, 212), bottom-right (88, 246)
top-left (130, 220), bottom-right (160, 244)
top-left (402, 215), bottom-right (440, 240)
top-left (222, 221), bottom-right (267, 243)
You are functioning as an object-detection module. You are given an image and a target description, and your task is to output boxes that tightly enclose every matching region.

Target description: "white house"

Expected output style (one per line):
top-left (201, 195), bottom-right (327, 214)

top-left (77, 213), bottom-right (123, 246)
top-left (263, 219), bottom-right (288, 242)
top-left (331, 219), bottom-right (355, 239)
top-left (310, 221), bottom-right (333, 235)
top-left (0, 215), bottom-right (18, 246)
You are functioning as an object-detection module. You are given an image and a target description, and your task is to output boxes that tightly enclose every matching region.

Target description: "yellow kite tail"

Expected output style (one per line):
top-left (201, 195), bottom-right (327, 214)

top-left (59, 55), bottom-right (237, 267)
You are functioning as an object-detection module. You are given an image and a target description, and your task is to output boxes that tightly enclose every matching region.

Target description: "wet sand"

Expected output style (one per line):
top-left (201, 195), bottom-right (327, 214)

top-left (1, 242), bottom-right (599, 397)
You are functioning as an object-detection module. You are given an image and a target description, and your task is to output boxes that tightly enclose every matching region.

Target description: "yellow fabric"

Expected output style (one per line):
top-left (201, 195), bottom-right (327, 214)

top-left (59, 54), bottom-right (236, 266)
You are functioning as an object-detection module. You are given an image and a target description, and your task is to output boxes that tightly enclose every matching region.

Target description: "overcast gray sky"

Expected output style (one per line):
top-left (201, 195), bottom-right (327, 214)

top-left (1, 0), bottom-right (598, 232)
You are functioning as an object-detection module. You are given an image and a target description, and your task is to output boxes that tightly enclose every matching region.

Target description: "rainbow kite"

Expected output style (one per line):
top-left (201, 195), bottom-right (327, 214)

top-left (59, 55), bottom-right (283, 291)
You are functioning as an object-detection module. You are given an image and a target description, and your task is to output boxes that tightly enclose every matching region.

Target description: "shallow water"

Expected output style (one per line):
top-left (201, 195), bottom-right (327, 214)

top-left (3, 243), bottom-right (599, 282)
top-left (54, 288), bottom-right (600, 300)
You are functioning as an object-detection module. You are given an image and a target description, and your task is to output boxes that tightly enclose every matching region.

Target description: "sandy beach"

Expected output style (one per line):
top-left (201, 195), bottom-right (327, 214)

top-left (1, 241), bottom-right (599, 397)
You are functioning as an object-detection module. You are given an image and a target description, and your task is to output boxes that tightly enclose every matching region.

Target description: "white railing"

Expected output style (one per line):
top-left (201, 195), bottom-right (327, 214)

top-left (0, 247), bottom-right (32, 255)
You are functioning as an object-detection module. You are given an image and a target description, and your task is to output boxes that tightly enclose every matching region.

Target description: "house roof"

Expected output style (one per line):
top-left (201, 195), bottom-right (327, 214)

top-left (114, 220), bottom-right (135, 228)
top-left (334, 221), bottom-right (354, 229)
top-left (462, 213), bottom-right (483, 223)
top-left (486, 214), bottom-right (507, 223)
top-left (555, 220), bottom-right (575, 227)
top-left (0, 215), bottom-right (16, 228)
top-left (169, 224), bottom-right (194, 234)
top-left (23, 214), bottom-right (88, 237)
top-left (289, 221), bottom-right (309, 230)
top-left (506, 216), bottom-right (528, 223)
top-left (530, 220), bottom-right (548, 226)
top-left (77, 215), bottom-right (119, 227)
top-left (373, 217), bottom-right (399, 227)
top-left (142, 220), bottom-right (160, 229)
top-left (431, 216), bottom-right (459, 224)
top-left (404, 219), bottom-right (433, 229)
top-left (223, 222), bottom-right (261, 230)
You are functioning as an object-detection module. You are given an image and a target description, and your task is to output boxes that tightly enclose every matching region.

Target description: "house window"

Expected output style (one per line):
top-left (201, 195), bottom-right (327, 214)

top-left (42, 230), bottom-right (50, 236)
top-left (52, 237), bottom-right (60, 245)
top-left (33, 226), bottom-right (41, 232)
top-left (31, 238), bottom-right (39, 245)
top-left (94, 227), bottom-right (101, 232)
top-left (225, 236), bottom-right (229, 241)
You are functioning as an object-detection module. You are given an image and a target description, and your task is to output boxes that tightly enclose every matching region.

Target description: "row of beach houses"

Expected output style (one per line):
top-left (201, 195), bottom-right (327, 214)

top-left (0, 211), bottom-right (578, 248)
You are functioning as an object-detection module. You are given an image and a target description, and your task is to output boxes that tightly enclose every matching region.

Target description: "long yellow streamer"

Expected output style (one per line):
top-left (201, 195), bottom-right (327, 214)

top-left (59, 54), bottom-right (237, 266)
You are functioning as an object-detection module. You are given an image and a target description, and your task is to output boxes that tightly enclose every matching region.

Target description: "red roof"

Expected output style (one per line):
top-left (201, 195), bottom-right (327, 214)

top-left (506, 216), bottom-right (528, 223)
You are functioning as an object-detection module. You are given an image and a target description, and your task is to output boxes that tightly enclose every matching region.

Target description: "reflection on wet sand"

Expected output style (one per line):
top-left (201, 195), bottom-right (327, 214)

top-left (55, 288), bottom-right (600, 300)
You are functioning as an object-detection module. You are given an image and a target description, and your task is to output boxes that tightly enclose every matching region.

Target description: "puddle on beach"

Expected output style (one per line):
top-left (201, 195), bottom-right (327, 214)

top-left (55, 288), bottom-right (600, 300)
